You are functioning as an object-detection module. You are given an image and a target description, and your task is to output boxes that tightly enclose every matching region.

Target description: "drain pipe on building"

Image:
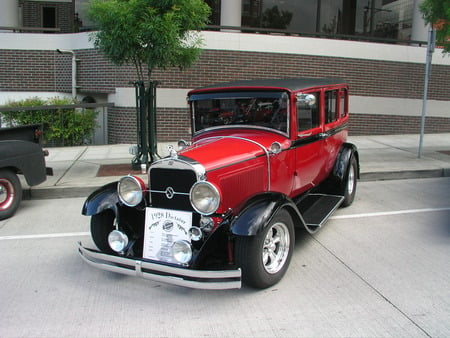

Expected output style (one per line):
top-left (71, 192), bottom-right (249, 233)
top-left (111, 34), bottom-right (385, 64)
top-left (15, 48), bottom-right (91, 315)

top-left (56, 49), bottom-right (79, 100)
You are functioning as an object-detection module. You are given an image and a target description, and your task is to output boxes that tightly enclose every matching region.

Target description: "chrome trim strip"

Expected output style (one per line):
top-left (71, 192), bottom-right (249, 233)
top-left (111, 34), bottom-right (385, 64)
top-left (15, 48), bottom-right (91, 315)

top-left (150, 157), bottom-right (206, 182)
top-left (78, 243), bottom-right (242, 290)
top-left (194, 124), bottom-right (289, 138)
top-left (150, 190), bottom-right (190, 196)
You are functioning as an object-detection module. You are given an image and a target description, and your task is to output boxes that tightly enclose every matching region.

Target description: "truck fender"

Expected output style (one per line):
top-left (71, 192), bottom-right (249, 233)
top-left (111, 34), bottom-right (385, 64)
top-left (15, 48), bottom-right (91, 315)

top-left (231, 193), bottom-right (304, 236)
top-left (82, 181), bottom-right (119, 216)
top-left (0, 140), bottom-right (47, 186)
top-left (333, 142), bottom-right (360, 182)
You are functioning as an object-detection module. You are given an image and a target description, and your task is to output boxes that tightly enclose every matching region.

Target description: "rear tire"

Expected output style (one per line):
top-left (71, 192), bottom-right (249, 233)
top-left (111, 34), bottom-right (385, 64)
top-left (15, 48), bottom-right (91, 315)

top-left (0, 169), bottom-right (22, 220)
top-left (341, 156), bottom-right (357, 207)
top-left (91, 210), bottom-right (116, 253)
top-left (235, 209), bottom-right (294, 288)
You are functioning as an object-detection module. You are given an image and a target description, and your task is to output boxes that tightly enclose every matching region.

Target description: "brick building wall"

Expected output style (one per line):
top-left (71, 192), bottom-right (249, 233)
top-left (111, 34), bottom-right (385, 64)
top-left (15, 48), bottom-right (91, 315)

top-left (0, 34), bottom-right (449, 143)
top-left (21, 0), bottom-right (74, 33)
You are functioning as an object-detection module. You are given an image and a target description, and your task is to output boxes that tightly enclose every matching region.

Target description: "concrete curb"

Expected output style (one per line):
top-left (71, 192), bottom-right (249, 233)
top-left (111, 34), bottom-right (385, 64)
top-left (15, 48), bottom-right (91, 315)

top-left (23, 168), bottom-right (450, 200)
top-left (359, 168), bottom-right (450, 182)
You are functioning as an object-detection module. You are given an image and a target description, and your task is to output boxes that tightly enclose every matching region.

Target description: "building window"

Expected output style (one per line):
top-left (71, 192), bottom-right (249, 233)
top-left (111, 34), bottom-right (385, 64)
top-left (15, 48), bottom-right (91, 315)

top-left (240, 0), bottom-right (414, 41)
top-left (42, 6), bottom-right (57, 29)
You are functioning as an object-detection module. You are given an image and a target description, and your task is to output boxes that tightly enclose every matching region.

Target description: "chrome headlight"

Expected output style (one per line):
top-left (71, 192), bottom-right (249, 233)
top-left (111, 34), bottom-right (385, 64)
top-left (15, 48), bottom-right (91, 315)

top-left (118, 175), bottom-right (145, 207)
top-left (172, 240), bottom-right (192, 264)
top-left (189, 181), bottom-right (220, 215)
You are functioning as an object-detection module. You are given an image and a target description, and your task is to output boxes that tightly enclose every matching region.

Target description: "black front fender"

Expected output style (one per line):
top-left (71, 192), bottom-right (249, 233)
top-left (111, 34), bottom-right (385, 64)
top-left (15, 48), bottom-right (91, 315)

top-left (231, 193), bottom-right (303, 236)
top-left (82, 181), bottom-right (119, 216)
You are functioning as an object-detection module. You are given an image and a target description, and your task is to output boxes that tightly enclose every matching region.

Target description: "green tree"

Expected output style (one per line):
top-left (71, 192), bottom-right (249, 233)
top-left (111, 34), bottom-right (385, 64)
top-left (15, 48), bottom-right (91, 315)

top-left (420, 0), bottom-right (450, 53)
top-left (87, 0), bottom-right (210, 165)
top-left (88, 0), bottom-right (211, 81)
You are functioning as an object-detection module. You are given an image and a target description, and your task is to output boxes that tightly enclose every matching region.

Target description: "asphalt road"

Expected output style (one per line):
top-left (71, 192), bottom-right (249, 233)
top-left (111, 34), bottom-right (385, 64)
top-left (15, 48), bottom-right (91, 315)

top-left (1, 178), bottom-right (449, 337)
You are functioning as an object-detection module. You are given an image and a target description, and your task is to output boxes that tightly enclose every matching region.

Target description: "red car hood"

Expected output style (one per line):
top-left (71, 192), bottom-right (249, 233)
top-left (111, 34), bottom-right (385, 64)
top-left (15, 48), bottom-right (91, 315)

top-left (179, 136), bottom-right (267, 172)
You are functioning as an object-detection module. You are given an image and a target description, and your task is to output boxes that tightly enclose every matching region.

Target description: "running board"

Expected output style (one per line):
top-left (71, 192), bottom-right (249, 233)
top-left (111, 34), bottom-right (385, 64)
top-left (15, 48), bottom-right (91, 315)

top-left (296, 193), bottom-right (344, 230)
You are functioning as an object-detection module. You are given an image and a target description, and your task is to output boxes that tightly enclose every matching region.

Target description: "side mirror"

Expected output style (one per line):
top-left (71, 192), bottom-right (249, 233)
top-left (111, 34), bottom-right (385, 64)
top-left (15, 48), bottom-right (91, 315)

top-left (297, 94), bottom-right (316, 107)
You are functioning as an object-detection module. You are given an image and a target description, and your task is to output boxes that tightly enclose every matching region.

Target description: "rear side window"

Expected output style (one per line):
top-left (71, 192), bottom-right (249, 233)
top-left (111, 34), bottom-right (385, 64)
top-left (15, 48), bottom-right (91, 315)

top-left (339, 89), bottom-right (348, 118)
top-left (297, 92), bottom-right (320, 133)
top-left (325, 90), bottom-right (338, 124)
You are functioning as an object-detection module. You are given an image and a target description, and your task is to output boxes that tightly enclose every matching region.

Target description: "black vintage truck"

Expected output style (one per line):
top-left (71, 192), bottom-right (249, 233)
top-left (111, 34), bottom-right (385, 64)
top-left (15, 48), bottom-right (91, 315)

top-left (0, 125), bottom-right (52, 220)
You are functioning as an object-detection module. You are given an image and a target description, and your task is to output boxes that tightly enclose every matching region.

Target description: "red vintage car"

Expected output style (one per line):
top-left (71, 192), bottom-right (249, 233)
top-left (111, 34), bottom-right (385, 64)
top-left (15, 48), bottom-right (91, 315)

top-left (79, 78), bottom-right (359, 289)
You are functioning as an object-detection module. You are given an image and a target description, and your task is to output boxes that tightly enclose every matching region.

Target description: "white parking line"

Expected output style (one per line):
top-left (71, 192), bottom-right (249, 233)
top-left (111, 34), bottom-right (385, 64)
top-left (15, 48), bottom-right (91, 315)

top-left (331, 207), bottom-right (450, 220)
top-left (1, 207), bottom-right (449, 241)
top-left (0, 232), bottom-right (90, 241)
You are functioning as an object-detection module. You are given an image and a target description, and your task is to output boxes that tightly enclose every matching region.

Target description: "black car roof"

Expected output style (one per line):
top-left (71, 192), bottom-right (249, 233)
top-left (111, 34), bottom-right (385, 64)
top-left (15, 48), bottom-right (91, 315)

top-left (190, 77), bottom-right (346, 93)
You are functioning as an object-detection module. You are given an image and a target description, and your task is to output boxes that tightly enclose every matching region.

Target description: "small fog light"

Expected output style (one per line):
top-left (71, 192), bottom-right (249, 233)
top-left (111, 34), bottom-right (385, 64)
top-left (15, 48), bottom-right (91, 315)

top-left (172, 240), bottom-right (192, 264)
top-left (108, 230), bottom-right (129, 252)
top-left (199, 217), bottom-right (214, 232)
top-left (177, 139), bottom-right (189, 150)
top-left (189, 227), bottom-right (203, 241)
top-left (270, 142), bottom-right (282, 154)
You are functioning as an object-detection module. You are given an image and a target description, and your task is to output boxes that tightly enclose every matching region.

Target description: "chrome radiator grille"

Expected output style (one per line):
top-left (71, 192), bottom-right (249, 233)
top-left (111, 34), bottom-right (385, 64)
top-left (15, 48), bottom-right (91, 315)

top-left (149, 168), bottom-right (197, 211)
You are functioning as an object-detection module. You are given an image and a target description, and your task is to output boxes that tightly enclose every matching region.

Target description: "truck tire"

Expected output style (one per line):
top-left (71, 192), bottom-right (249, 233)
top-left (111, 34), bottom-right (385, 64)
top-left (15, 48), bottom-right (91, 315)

top-left (0, 169), bottom-right (23, 220)
top-left (235, 208), bottom-right (294, 288)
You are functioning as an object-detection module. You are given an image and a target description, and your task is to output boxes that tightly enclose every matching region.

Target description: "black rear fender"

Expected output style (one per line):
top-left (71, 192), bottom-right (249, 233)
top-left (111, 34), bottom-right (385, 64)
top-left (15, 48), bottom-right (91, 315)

top-left (334, 143), bottom-right (360, 181)
top-left (319, 142), bottom-right (359, 195)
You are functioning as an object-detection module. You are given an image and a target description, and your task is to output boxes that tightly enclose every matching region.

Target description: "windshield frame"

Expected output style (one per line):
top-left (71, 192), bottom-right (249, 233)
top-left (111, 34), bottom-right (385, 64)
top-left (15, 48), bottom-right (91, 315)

top-left (189, 90), bottom-right (290, 137)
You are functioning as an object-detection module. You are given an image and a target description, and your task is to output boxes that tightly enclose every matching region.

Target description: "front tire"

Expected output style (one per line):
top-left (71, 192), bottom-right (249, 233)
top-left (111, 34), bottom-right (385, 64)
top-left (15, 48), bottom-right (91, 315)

top-left (0, 169), bottom-right (22, 220)
top-left (91, 210), bottom-right (116, 253)
top-left (235, 209), bottom-right (294, 289)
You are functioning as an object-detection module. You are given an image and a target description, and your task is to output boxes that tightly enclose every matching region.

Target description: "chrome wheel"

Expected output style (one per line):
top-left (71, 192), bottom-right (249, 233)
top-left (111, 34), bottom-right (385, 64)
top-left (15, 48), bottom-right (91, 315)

top-left (0, 179), bottom-right (14, 208)
top-left (0, 170), bottom-right (22, 220)
top-left (347, 163), bottom-right (355, 196)
top-left (341, 156), bottom-right (357, 207)
top-left (262, 222), bottom-right (290, 274)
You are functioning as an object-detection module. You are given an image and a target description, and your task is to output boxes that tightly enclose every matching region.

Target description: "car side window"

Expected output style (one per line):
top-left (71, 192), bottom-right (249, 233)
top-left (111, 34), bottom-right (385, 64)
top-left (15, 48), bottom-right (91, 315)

top-left (297, 92), bottom-right (320, 133)
top-left (339, 89), bottom-right (348, 118)
top-left (325, 90), bottom-right (339, 124)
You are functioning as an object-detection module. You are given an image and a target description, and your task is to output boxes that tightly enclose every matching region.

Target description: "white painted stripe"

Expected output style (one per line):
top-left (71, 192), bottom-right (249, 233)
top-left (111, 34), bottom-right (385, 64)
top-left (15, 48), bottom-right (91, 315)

top-left (2, 207), bottom-right (449, 240)
top-left (1, 31), bottom-right (449, 66)
top-left (106, 88), bottom-right (448, 118)
top-left (350, 96), bottom-right (449, 118)
top-left (108, 88), bottom-right (191, 108)
top-left (330, 207), bottom-right (450, 220)
top-left (0, 232), bottom-right (90, 241)
top-left (201, 31), bottom-right (450, 66)
top-left (0, 89), bottom-right (447, 118)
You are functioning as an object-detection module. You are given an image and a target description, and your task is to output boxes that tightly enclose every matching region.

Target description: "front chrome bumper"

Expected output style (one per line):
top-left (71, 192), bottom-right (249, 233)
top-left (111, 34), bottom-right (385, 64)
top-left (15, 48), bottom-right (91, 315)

top-left (78, 242), bottom-right (242, 290)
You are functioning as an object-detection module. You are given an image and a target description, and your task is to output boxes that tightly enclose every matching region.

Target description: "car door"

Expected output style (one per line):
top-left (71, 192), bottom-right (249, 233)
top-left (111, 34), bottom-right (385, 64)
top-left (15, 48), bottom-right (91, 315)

top-left (323, 87), bottom-right (349, 175)
top-left (291, 90), bottom-right (327, 196)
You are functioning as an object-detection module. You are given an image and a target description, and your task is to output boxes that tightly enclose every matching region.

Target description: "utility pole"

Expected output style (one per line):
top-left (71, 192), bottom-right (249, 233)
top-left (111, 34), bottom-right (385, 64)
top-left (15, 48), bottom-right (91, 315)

top-left (418, 27), bottom-right (436, 159)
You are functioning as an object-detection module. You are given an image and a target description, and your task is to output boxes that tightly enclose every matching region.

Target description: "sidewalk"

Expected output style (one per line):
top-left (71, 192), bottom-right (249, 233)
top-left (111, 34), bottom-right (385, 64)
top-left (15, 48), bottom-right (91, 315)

top-left (25, 133), bottom-right (450, 200)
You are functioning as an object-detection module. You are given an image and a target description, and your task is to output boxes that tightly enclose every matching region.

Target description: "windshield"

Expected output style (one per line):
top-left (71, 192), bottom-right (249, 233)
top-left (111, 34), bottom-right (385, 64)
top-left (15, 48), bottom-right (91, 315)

top-left (190, 91), bottom-right (289, 134)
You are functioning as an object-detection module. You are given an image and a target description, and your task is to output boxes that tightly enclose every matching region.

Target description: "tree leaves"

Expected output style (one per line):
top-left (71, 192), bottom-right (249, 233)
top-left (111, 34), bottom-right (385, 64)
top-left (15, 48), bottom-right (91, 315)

top-left (420, 0), bottom-right (450, 53)
top-left (88, 0), bottom-right (211, 81)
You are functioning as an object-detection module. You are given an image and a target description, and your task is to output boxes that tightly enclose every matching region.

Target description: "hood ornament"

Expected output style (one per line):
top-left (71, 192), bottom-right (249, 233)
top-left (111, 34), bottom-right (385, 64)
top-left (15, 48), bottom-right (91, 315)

top-left (168, 145), bottom-right (178, 159)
